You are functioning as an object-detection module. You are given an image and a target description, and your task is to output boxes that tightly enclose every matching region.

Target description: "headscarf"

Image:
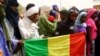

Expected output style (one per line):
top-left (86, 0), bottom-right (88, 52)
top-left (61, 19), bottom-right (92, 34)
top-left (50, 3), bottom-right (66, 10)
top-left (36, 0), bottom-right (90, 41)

top-left (86, 8), bottom-right (97, 40)
top-left (49, 10), bottom-right (58, 18)
top-left (52, 4), bottom-right (58, 11)
top-left (5, 0), bottom-right (22, 39)
top-left (86, 8), bottom-right (97, 20)
top-left (59, 10), bottom-right (68, 21)
top-left (24, 6), bottom-right (39, 17)
top-left (5, 0), bottom-right (19, 28)
top-left (75, 12), bottom-right (87, 26)
top-left (54, 8), bottom-right (79, 35)
top-left (67, 8), bottom-right (79, 22)
top-left (69, 6), bottom-right (79, 13)
top-left (49, 5), bottom-right (59, 18)
top-left (74, 12), bottom-right (87, 32)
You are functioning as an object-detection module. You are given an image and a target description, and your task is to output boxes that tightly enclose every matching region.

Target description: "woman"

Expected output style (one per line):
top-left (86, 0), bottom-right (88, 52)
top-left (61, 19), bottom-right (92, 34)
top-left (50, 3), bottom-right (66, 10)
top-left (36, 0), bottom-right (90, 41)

top-left (74, 12), bottom-right (87, 33)
top-left (60, 9), bottom-right (68, 21)
top-left (18, 4), bottom-right (40, 39)
top-left (55, 8), bottom-right (79, 36)
top-left (38, 6), bottom-right (57, 37)
top-left (49, 5), bottom-right (60, 22)
top-left (49, 5), bottom-right (59, 17)
top-left (86, 8), bottom-right (97, 56)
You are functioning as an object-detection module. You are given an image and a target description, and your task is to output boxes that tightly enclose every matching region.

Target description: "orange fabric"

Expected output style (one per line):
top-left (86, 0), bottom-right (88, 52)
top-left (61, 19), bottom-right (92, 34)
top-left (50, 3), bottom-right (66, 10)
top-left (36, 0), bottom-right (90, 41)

top-left (70, 32), bottom-right (86, 56)
top-left (0, 50), bottom-right (3, 56)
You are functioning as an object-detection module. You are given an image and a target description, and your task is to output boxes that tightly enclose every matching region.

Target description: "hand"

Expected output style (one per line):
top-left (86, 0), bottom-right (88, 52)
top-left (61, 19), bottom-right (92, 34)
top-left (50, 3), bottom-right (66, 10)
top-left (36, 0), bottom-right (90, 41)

top-left (17, 40), bottom-right (23, 45)
top-left (13, 40), bottom-right (23, 54)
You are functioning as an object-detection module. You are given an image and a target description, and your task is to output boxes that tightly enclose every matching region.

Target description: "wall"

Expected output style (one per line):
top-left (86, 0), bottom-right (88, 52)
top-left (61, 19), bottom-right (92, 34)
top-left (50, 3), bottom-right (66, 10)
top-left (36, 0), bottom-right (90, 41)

top-left (18, 0), bottom-right (93, 10)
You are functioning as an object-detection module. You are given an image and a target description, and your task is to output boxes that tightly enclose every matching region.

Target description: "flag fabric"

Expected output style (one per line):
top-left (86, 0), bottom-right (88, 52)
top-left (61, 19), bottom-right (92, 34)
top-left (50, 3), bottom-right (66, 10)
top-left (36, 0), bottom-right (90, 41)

top-left (24, 32), bottom-right (86, 56)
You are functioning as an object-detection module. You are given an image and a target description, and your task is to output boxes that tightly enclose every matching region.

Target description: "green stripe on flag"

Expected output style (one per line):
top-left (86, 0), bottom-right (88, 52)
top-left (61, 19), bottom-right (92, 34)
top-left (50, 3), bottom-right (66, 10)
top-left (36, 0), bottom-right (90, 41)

top-left (24, 39), bottom-right (48, 56)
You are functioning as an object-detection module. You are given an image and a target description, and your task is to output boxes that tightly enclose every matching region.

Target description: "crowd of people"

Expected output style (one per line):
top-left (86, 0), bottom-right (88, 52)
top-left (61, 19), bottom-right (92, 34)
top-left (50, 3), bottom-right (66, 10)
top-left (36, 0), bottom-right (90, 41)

top-left (0, 0), bottom-right (100, 56)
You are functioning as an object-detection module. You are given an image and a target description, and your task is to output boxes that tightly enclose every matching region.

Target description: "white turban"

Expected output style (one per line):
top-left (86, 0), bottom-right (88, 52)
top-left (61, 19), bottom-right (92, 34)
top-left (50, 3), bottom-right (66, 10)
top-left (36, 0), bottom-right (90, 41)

top-left (25, 6), bottom-right (39, 17)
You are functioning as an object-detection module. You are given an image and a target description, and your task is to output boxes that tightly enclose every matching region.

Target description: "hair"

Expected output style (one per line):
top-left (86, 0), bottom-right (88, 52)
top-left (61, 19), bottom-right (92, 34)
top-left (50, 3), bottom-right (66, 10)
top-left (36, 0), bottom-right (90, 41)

top-left (26, 3), bottom-right (35, 11)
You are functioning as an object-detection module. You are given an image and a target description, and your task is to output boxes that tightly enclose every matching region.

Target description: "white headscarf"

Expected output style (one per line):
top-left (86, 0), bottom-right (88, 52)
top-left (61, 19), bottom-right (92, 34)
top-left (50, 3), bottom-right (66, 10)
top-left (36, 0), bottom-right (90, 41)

top-left (25, 6), bottom-right (39, 17)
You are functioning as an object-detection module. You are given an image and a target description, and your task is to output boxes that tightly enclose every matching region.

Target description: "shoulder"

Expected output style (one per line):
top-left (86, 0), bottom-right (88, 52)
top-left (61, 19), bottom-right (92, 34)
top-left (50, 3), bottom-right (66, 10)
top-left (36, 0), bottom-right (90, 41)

top-left (86, 18), bottom-right (94, 26)
top-left (82, 23), bottom-right (87, 27)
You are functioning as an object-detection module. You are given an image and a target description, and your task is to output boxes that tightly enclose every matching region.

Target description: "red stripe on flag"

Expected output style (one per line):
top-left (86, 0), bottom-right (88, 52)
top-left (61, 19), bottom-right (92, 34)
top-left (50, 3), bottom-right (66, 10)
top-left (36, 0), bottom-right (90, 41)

top-left (70, 32), bottom-right (86, 56)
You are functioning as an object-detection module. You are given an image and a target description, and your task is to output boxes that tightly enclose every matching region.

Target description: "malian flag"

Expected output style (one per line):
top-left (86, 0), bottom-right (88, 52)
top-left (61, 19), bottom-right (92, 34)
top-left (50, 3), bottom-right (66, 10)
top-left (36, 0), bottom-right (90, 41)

top-left (24, 32), bottom-right (86, 56)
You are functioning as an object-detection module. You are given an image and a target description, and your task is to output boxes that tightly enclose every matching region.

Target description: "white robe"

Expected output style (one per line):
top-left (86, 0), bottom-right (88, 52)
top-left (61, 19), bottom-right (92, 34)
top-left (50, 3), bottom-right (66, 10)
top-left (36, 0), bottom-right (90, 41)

top-left (18, 17), bottom-right (40, 39)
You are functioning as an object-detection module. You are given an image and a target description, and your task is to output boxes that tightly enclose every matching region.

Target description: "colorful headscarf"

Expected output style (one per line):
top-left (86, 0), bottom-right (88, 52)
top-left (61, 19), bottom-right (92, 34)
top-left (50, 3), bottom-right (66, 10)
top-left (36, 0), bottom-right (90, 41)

top-left (86, 8), bottom-right (97, 40)
top-left (75, 12), bottom-right (87, 26)
top-left (74, 12), bottom-right (87, 32)
top-left (86, 8), bottom-right (97, 20)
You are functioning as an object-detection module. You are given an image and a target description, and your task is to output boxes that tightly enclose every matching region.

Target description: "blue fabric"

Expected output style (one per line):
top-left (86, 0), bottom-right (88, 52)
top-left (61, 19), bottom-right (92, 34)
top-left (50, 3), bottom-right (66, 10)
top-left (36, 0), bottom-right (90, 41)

top-left (0, 25), bottom-right (10, 56)
top-left (52, 5), bottom-right (58, 11)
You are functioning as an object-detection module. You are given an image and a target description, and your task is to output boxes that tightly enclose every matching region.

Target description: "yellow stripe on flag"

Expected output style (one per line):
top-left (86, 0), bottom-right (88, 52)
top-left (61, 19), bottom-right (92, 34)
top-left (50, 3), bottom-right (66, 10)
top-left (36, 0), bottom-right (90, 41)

top-left (48, 35), bottom-right (70, 56)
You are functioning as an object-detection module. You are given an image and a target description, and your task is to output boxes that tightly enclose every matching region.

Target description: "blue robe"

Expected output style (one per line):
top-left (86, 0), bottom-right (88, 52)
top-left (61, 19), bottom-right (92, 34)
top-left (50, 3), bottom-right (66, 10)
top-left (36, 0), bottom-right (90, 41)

top-left (0, 25), bottom-right (10, 56)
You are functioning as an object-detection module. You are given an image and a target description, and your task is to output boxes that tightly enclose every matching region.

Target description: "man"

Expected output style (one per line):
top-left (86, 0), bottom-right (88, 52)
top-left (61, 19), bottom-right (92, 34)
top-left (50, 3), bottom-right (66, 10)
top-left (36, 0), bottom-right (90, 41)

top-left (18, 4), bottom-right (40, 39)
top-left (4, 0), bottom-right (23, 55)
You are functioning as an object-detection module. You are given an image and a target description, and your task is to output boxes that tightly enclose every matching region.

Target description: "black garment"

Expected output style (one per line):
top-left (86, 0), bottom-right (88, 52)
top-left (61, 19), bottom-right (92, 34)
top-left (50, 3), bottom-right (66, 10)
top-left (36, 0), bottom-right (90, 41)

top-left (5, 0), bottom-right (21, 39)
top-left (55, 19), bottom-right (75, 36)
top-left (95, 16), bottom-right (100, 56)
top-left (95, 35), bottom-right (100, 56)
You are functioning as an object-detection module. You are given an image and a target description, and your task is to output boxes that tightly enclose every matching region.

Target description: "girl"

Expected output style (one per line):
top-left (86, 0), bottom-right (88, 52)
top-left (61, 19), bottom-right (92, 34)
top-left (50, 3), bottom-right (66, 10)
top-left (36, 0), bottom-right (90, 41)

top-left (55, 8), bottom-right (79, 36)
top-left (86, 8), bottom-right (97, 56)
top-left (74, 12), bottom-right (87, 33)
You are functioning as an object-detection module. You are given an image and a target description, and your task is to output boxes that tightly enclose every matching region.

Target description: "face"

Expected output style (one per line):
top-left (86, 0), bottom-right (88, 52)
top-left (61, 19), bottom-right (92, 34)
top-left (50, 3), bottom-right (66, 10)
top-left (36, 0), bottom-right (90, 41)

top-left (69, 11), bottom-right (78, 22)
top-left (60, 13), bottom-right (67, 20)
top-left (80, 14), bottom-right (87, 23)
top-left (29, 13), bottom-right (39, 23)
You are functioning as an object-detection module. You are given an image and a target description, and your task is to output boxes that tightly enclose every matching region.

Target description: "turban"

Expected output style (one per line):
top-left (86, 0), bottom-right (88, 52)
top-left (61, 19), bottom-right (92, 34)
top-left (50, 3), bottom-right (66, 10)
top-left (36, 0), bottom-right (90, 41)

top-left (25, 6), bottom-right (39, 17)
